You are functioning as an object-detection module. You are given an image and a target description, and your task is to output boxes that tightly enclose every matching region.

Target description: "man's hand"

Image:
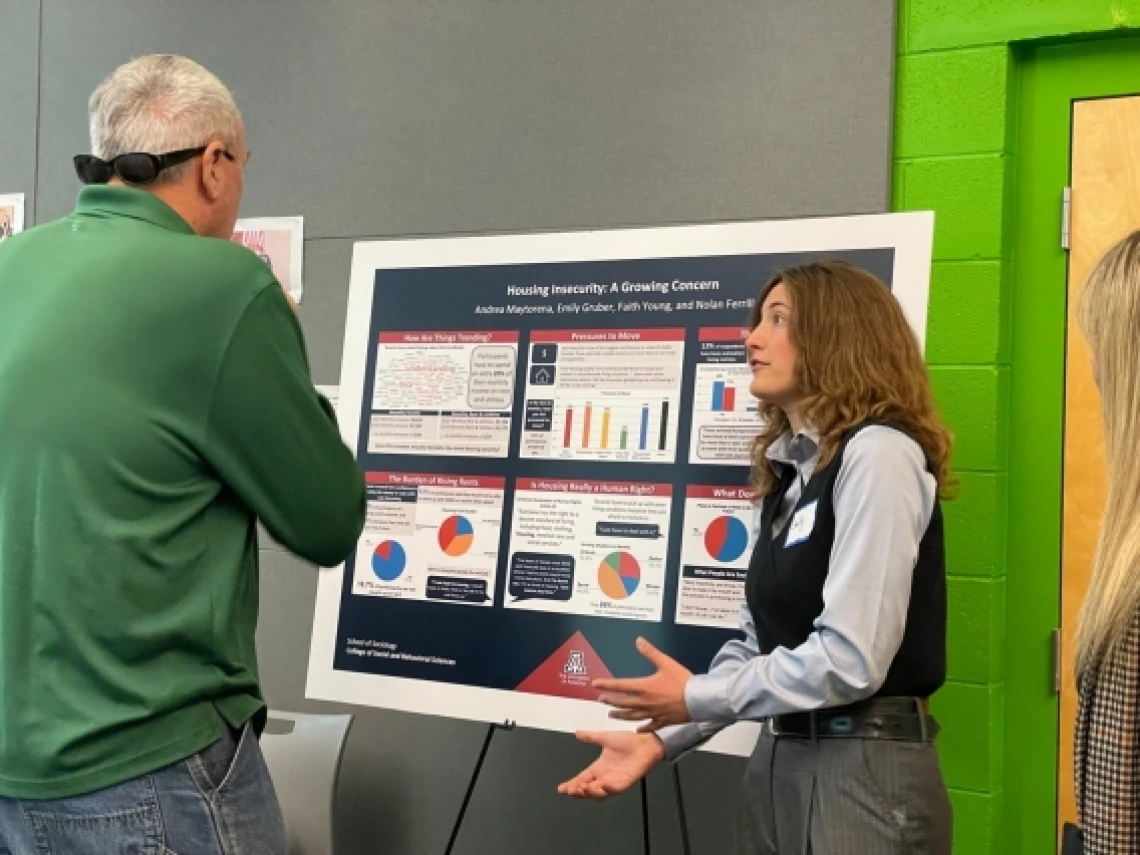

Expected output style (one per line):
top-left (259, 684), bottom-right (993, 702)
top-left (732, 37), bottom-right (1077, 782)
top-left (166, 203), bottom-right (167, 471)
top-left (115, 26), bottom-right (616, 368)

top-left (593, 637), bottom-right (693, 732)
top-left (557, 731), bottom-right (665, 799)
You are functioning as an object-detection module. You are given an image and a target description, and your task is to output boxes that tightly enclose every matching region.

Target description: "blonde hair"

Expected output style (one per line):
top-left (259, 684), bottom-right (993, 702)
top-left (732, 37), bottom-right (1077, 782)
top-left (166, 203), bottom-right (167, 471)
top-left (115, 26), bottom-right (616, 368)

top-left (748, 260), bottom-right (955, 501)
top-left (88, 55), bottom-right (242, 183)
top-left (1075, 231), bottom-right (1140, 676)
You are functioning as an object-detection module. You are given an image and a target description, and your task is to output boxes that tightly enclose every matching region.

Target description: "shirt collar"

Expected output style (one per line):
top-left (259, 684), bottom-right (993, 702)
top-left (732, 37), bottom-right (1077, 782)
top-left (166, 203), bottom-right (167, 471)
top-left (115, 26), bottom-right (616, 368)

top-left (73, 185), bottom-right (196, 235)
top-left (766, 424), bottom-right (821, 466)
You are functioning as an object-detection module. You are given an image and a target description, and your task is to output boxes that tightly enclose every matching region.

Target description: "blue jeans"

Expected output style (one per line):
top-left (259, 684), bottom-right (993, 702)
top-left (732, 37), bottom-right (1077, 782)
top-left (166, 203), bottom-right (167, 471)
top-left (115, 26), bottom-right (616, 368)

top-left (0, 718), bottom-right (287, 855)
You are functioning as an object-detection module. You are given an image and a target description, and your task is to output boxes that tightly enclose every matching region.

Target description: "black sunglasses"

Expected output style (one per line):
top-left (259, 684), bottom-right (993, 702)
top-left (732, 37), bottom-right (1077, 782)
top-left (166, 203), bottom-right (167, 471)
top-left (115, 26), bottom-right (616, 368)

top-left (73, 146), bottom-right (235, 185)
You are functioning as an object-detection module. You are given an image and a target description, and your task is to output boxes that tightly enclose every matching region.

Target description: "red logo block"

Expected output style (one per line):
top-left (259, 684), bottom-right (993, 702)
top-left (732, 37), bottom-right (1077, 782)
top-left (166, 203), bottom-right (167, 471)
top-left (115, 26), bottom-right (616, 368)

top-left (515, 631), bottom-right (613, 700)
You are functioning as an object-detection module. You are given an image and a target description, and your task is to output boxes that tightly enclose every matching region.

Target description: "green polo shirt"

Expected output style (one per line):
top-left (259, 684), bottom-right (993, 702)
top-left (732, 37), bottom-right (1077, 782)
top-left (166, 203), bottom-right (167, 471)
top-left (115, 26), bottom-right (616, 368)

top-left (0, 186), bottom-right (366, 799)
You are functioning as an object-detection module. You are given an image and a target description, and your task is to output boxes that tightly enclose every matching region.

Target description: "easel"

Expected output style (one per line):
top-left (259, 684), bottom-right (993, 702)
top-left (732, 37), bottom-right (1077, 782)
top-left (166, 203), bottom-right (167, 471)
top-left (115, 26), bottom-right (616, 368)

top-left (444, 721), bottom-right (692, 855)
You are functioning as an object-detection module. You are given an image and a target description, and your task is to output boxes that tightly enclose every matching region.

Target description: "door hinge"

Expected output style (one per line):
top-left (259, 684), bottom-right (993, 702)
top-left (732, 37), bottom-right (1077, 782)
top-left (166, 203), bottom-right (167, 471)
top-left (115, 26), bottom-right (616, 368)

top-left (1052, 628), bottom-right (1062, 693)
top-left (1062, 186), bottom-right (1072, 251)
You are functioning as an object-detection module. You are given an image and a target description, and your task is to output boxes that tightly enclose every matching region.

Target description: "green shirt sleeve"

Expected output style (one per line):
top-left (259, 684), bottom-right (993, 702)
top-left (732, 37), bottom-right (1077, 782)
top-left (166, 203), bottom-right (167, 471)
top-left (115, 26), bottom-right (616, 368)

top-left (203, 286), bottom-right (366, 566)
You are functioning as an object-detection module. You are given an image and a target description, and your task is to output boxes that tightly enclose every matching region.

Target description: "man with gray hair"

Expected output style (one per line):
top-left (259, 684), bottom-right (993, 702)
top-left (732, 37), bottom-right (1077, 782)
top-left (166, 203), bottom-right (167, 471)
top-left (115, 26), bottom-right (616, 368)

top-left (0, 55), bottom-right (365, 854)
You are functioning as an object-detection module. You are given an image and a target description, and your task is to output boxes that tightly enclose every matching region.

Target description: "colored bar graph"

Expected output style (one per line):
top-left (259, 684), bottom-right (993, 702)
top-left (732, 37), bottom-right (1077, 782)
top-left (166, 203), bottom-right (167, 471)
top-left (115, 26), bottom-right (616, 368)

top-left (563, 408), bottom-right (573, 448)
top-left (582, 403), bottom-right (592, 448)
top-left (712, 381), bottom-right (725, 411)
top-left (639, 406), bottom-right (649, 450)
top-left (658, 401), bottom-right (669, 450)
top-left (601, 408), bottom-right (611, 449)
top-left (620, 426), bottom-right (628, 449)
top-left (723, 386), bottom-right (736, 411)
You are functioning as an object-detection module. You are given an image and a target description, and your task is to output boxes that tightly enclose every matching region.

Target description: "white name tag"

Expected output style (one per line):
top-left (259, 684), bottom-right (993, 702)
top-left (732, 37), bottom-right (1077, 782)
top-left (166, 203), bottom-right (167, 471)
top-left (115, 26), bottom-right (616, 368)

top-left (785, 501), bottom-right (818, 547)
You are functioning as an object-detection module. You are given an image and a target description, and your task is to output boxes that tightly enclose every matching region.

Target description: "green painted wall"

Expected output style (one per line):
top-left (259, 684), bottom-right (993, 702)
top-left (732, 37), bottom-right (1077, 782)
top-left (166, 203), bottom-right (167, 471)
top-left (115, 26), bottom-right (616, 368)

top-left (893, 2), bottom-right (1140, 853)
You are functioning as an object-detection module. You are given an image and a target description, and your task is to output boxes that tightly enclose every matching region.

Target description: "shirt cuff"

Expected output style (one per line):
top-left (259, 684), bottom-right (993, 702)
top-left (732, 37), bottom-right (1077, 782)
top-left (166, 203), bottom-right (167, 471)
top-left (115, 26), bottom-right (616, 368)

top-left (685, 672), bottom-right (736, 723)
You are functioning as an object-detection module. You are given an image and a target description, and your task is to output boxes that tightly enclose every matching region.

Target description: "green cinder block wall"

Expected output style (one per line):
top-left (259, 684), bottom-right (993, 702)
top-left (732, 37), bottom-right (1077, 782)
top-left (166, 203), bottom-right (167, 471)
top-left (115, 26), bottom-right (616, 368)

top-left (893, 1), bottom-right (1140, 853)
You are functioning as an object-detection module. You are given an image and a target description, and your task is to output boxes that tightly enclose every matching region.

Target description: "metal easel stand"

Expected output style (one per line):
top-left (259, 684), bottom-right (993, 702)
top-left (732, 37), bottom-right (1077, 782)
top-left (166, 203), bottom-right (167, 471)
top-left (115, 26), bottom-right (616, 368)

top-left (672, 763), bottom-right (693, 855)
top-left (642, 764), bottom-right (692, 855)
top-left (444, 720), bottom-right (516, 855)
top-left (443, 722), bottom-right (691, 855)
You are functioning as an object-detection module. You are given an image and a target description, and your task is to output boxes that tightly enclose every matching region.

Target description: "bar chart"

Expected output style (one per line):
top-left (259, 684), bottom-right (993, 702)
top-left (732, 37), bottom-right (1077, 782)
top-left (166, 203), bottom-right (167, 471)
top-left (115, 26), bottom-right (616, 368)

top-left (520, 328), bottom-right (685, 463)
top-left (561, 400), bottom-right (671, 453)
top-left (698, 370), bottom-right (755, 415)
top-left (710, 380), bottom-right (733, 413)
top-left (689, 364), bottom-right (760, 466)
top-left (550, 396), bottom-right (677, 462)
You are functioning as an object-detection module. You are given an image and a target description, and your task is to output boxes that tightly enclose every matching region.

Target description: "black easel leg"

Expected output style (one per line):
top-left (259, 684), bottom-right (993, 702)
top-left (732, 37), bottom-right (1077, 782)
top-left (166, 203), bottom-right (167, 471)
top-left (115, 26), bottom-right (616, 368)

top-left (444, 723), bottom-right (498, 855)
top-left (672, 765), bottom-right (691, 855)
top-left (641, 777), bottom-right (651, 855)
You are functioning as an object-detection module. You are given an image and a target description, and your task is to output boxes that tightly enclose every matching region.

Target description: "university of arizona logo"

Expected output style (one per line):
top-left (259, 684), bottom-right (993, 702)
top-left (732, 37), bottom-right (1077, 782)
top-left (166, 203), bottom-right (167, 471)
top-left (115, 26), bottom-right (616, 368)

top-left (515, 632), bottom-right (611, 699)
top-left (564, 650), bottom-right (588, 676)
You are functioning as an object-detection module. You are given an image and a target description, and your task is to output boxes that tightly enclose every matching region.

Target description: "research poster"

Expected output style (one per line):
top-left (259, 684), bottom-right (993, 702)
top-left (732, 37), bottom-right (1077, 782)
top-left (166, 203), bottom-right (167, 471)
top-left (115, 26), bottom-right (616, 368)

top-left (307, 213), bottom-right (934, 757)
top-left (0, 194), bottom-right (25, 242)
top-left (232, 216), bottom-right (304, 303)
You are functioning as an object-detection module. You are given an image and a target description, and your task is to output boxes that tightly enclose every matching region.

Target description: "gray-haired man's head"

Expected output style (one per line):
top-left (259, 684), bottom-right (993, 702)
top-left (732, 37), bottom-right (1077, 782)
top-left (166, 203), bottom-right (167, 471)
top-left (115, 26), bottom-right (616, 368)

top-left (87, 55), bottom-right (248, 238)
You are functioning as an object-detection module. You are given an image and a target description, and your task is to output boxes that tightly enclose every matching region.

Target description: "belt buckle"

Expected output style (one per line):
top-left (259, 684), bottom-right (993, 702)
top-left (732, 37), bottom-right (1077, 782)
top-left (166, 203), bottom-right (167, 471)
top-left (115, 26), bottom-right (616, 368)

top-left (767, 716), bottom-right (783, 737)
top-left (827, 715), bottom-right (855, 736)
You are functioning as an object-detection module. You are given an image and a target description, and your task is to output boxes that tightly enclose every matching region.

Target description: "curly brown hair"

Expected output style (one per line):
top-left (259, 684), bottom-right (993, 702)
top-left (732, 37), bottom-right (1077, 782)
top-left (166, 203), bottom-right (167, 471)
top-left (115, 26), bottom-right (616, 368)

top-left (748, 259), bottom-right (956, 501)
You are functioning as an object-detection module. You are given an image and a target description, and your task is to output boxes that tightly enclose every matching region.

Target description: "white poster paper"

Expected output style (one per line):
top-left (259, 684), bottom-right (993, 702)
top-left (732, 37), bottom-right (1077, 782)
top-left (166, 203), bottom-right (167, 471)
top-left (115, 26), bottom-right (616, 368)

top-left (232, 216), bottom-right (304, 303)
top-left (306, 212), bottom-right (934, 759)
top-left (0, 194), bottom-right (26, 243)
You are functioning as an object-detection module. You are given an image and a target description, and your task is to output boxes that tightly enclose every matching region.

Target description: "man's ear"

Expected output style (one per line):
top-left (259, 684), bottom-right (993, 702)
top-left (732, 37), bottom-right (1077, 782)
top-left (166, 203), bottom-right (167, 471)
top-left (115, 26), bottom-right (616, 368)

top-left (198, 140), bottom-right (229, 202)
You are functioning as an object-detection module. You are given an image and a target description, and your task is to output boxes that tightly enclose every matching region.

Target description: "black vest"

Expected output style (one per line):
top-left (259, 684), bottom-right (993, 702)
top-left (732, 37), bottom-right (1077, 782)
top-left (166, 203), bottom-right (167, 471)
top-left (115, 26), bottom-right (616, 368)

top-left (745, 423), bottom-right (947, 699)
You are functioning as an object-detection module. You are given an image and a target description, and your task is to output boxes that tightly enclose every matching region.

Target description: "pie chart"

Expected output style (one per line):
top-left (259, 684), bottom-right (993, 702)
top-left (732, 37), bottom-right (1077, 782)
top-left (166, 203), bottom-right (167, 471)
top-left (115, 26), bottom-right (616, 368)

top-left (438, 515), bottom-right (475, 557)
top-left (371, 540), bottom-right (407, 582)
top-left (704, 515), bottom-right (749, 563)
top-left (598, 551), bottom-right (641, 600)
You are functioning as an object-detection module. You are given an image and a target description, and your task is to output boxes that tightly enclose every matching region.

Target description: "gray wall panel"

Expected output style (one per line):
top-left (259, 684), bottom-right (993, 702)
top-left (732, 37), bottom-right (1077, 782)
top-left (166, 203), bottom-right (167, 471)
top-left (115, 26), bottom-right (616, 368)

top-left (0, 0), bottom-right (40, 220)
top-left (295, 238), bottom-right (354, 385)
top-left (36, 0), bottom-right (895, 235)
top-left (30, 2), bottom-right (897, 852)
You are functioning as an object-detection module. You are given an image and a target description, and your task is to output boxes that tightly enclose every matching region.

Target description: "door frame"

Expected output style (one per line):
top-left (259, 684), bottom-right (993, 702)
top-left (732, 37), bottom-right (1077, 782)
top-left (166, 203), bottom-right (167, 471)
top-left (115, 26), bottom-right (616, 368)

top-left (1006, 35), bottom-right (1140, 854)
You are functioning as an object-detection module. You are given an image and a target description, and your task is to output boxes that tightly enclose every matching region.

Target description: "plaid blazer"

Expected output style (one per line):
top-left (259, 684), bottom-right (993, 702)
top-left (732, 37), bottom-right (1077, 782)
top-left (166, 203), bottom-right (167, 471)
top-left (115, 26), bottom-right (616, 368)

top-left (1075, 612), bottom-right (1140, 853)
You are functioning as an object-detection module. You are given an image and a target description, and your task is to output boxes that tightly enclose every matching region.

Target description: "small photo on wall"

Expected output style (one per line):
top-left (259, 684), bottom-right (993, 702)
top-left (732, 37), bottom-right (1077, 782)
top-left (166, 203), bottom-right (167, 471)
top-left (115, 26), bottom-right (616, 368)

top-left (231, 216), bottom-right (304, 303)
top-left (0, 193), bottom-right (26, 243)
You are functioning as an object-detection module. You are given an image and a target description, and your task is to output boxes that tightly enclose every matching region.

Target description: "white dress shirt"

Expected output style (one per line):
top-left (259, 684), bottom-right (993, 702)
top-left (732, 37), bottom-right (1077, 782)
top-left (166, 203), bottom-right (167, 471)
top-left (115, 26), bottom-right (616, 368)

top-left (657, 424), bottom-right (938, 760)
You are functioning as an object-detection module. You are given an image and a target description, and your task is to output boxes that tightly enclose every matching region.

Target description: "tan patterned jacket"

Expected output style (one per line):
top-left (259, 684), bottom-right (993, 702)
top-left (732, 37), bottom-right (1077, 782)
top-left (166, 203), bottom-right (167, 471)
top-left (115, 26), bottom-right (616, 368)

top-left (1076, 613), bottom-right (1140, 853)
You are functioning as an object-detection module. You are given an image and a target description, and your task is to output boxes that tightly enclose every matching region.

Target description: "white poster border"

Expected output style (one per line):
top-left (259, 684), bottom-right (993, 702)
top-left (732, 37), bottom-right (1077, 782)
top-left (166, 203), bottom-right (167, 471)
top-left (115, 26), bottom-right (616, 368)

top-left (306, 211), bottom-right (934, 758)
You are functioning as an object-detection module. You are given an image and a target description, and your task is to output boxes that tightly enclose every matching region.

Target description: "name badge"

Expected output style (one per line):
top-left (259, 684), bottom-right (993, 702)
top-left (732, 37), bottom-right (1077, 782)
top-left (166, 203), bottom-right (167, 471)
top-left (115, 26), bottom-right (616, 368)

top-left (785, 501), bottom-right (818, 547)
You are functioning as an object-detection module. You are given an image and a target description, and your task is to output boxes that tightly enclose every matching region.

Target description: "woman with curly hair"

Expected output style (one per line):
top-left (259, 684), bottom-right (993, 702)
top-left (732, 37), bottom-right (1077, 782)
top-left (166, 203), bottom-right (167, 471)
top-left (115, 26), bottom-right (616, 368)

top-left (559, 259), bottom-right (955, 854)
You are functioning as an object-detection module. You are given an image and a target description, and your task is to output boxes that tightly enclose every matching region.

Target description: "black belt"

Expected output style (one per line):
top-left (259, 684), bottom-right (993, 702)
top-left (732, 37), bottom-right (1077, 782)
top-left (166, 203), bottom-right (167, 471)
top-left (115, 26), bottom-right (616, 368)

top-left (768, 697), bottom-right (937, 742)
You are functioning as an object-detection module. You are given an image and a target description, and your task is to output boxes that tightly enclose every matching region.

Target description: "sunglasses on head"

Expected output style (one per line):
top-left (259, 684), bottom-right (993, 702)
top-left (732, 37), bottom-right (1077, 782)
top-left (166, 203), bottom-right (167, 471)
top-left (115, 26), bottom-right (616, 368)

top-left (73, 146), bottom-right (235, 185)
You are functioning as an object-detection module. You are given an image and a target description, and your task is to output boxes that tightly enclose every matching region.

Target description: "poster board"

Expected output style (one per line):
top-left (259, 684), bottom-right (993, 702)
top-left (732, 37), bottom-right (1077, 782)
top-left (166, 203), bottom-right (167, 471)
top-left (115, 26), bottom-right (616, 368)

top-left (0, 194), bottom-right (25, 242)
top-left (232, 216), bottom-right (304, 303)
top-left (306, 212), bottom-right (934, 757)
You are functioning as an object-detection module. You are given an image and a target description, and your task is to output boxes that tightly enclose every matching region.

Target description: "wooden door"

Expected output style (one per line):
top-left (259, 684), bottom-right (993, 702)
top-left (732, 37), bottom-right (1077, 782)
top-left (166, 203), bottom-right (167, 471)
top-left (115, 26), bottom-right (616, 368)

top-left (1059, 94), bottom-right (1140, 832)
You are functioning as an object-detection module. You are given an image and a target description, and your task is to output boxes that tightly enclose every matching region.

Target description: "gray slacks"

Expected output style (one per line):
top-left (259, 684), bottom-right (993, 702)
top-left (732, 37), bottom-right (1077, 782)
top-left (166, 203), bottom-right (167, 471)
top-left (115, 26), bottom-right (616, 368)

top-left (737, 723), bottom-right (953, 855)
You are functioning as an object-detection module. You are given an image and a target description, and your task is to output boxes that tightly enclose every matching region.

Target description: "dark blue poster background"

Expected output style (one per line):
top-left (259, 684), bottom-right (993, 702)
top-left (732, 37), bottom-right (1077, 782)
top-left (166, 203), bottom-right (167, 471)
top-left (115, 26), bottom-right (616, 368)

top-left (333, 248), bottom-right (894, 695)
